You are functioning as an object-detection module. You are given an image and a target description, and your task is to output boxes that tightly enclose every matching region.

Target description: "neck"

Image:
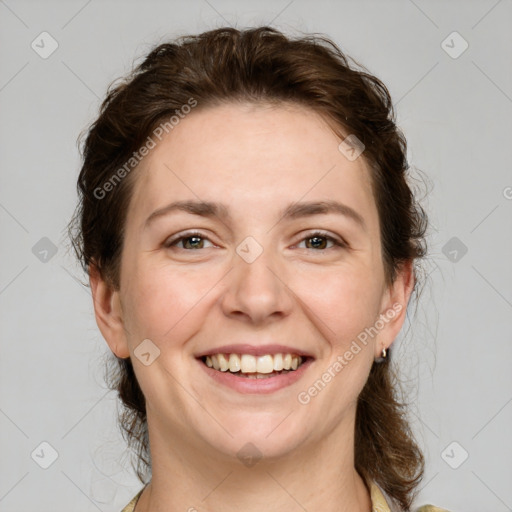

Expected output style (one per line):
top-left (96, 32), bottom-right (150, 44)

top-left (134, 413), bottom-right (372, 512)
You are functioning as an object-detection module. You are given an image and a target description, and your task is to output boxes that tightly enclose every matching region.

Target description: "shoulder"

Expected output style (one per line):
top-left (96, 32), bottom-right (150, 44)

top-left (121, 481), bottom-right (452, 512)
top-left (120, 488), bottom-right (144, 512)
top-left (369, 479), bottom-right (451, 512)
top-left (415, 506), bottom-right (452, 512)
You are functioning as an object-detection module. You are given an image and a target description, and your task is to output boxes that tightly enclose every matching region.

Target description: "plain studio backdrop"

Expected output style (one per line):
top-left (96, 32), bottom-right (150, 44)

top-left (0, 1), bottom-right (511, 511)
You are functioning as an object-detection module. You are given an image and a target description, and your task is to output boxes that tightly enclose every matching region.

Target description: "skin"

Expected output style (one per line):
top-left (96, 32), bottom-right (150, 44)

top-left (90, 101), bottom-right (414, 512)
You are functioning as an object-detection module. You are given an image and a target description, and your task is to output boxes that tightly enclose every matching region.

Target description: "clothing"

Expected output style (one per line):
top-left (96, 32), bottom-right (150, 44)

top-left (121, 488), bottom-right (142, 512)
top-left (120, 480), bottom-right (450, 512)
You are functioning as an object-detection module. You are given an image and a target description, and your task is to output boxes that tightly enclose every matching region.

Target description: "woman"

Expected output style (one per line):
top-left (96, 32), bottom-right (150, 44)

top-left (68, 26), bottom-right (450, 512)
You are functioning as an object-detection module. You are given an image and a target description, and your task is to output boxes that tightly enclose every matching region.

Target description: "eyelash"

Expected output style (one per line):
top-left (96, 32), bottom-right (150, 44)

top-left (164, 230), bottom-right (347, 252)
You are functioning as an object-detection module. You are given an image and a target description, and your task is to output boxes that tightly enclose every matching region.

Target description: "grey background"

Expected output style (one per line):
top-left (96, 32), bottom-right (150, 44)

top-left (1, 0), bottom-right (511, 511)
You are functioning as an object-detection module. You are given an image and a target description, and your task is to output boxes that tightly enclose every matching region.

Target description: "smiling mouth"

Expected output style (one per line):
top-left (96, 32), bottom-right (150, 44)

top-left (199, 353), bottom-right (308, 379)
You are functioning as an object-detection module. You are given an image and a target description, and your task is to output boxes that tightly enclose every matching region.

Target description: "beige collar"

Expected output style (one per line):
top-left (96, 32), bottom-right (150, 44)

top-left (121, 480), bottom-right (393, 512)
top-left (121, 480), bottom-right (446, 512)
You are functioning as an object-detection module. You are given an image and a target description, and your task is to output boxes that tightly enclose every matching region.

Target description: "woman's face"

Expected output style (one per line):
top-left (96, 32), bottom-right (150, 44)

top-left (94, 102), bottom-right (411, 463)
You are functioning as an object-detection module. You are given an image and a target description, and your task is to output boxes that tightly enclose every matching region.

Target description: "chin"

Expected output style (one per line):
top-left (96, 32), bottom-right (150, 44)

top-left (198, 418), bottom-right (308, 465)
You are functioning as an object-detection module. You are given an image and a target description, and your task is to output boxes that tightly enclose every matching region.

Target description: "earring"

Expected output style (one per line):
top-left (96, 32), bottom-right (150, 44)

top-left (374, 347), bottom-right (388, 363)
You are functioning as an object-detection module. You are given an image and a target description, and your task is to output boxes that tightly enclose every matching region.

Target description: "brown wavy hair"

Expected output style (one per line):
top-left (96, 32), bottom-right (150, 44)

top-left (67, 26), bottom-right (429, 510)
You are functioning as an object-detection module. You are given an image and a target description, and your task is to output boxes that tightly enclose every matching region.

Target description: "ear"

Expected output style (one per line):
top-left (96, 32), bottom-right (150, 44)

top-left (374, 260), bottom-right (415, 359)
top-left (89, 263), bottom-right (130, 359)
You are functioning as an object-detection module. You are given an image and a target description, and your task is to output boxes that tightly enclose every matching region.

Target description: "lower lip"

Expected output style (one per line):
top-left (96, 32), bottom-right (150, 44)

top-left (196, 357), bottom-right (314, 394)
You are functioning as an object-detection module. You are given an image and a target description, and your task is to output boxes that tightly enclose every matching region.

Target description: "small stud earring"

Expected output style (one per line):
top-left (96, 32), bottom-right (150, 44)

top-left (375, 347), bottom-right (388, 363)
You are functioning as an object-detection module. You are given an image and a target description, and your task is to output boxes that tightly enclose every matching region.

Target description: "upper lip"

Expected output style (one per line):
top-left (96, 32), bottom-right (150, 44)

top-left (195, 344), bottom-right (315, 359)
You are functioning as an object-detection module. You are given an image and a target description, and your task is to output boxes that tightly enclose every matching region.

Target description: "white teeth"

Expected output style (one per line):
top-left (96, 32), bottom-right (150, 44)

top-left (228, 353), bottom-right (241, 372)
top-left (239, 370), bottom-right (291, 379)
top-left (256, 355), bottom-right (274, 374)
top-left (203, 353), bottom-right (305, 374)
top-left (273, 353), bottom-right (283, 371)
top-left (218, 353), bottom-right (229, 371)
top-left (240, 354), bottom-right (257, 373)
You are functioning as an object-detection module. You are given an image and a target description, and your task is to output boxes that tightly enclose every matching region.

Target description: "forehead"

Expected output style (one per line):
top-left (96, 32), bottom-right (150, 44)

top-left (126, 102), bottom-right (377, 232)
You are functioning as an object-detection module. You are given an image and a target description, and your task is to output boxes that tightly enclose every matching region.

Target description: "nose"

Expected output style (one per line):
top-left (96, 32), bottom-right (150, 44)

top-left (220, 242), bottom-right (293, 325)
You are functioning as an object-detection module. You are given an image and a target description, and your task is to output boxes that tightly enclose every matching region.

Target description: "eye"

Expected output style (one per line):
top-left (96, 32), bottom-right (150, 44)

top-left (295, 231), bottom-right (346, 251)
top-left (163, 230), bottom-right (346, 252)
top-left (164, 231), bottom-right (215, 250)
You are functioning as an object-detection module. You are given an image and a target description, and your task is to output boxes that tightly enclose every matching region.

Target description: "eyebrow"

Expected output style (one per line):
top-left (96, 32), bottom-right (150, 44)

top-left (144, 199), bottom-right (366, 230)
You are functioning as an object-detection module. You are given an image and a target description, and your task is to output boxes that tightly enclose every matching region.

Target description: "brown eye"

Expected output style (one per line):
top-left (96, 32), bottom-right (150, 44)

top-left (180, 235), bottom-right (205, 249)
top-left (297, 231), bottom-right (346, 251)
top-left (165, 232), bottom-right (214, 250)
top-left (305, 236), bottom-right (329, 250)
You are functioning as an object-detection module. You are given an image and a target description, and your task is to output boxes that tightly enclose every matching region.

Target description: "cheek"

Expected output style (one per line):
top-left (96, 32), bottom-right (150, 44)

top-left (121, 260), bottom-right (215, 341)
top-left (292, 266), bottom-right (383, 345)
